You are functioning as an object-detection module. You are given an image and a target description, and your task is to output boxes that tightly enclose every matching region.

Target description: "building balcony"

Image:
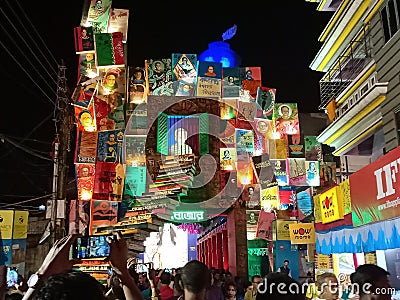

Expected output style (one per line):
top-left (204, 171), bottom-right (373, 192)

top-left (318, 26), bottom-right (373, 110)
top-left (317, 70), bottom-right (388, 155)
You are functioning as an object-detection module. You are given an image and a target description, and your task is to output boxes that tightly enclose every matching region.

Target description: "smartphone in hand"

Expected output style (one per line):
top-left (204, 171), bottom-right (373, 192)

top-left (71, 234), bottom-right (111, 259)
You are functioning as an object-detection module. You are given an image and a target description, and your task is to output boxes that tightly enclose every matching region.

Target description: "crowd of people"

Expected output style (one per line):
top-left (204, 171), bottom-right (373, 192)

top-left (0, 233), bottom-right (396, 300)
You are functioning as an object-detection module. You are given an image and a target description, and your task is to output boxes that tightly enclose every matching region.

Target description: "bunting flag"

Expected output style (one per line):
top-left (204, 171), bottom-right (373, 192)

top-left (74, 99), bottom-right (96, 132)
top-left (95, 32), bottom-right (125, 67)
top-left (107, 8), bottom-right (129, 43)
top-left (85, 0), bottom-right (112, 34)
top-left (74, 26), bottom-right (95, 54)
top-left (75, 130), bottom-right (98, 164)
top-left (76, 163), bottom-right (96, 201)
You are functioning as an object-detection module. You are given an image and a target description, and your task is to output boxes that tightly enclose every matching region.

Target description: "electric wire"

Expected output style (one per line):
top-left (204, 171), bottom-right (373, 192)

top-left (5, 0), bottom-right (58, 75)
top-left (0, 38), bottom-right (55, 106)
top-left (0, 114), bottom-right (53, 160)
top-left (1, 194), bottom-right (53, 208)
top-left (0, 8), bottom-right (57, 91)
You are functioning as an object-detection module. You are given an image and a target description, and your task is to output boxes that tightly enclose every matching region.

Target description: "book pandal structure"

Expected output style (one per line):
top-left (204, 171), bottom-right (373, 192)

top-left (71, 3), bottom-right (335, 275)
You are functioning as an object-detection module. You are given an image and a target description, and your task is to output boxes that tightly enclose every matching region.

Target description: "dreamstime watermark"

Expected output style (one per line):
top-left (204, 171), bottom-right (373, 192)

top-left (255, 279), bottom-right (395, 296)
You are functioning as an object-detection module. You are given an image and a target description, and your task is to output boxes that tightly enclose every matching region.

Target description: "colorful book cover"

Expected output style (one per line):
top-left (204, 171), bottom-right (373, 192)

top-left (220, 98), bottom-right (237, 120)
top-left (297, 188), bottom-right (313, 221)
top-left (235, 129), bottom-right (254, 160)
top-left (94, 96), bottom-right (114, 131)
top-left (124, 166), bottom-right (147, 201)
top-left (306, 161), bottom-right (320, 186)
top-left (86, 0), bottom-right (112, 34)
top-left (253, 118), bottom-right (274, 155)
top-left (75, 130), bottom-right (98, 164)
top-left (125, 135), bottom-right (147, 167)
top-left (240, 67), bottom-right (262, 99)
top-left (260, 185), bottom-right (279, 212)
top-left (267, 138), bottom-right (288, 159)
top-left (256, 210), bottom-right (275, 241)
top-left (125, 103), bottom-right (148, 135)
top-left (74, 26), bottom-right (95, 54)
top-left (90, 200), bottom-right (118, 232)
top-left (147, 58), bottom-right (174, 96)
top-left (222, 67), bottom-right (240, 98)
top-left (305, 135), bottom-right (323, 161)
top-left (288, 134), bottom-right (305, 158)
top-left (97, 129), bottom-right (125, 163)
top-left (256, 87), bottom-right (276, 119)
top-left (220, 120), bottom-right (236, 148)
top-left (128, 66), bottom-right (147, 105)
top-left (197, 61), bottom-right (223, 79)
top-left (171, 53), bottom-right (197, 83)
top-left (242, 184), bottom-right (261, 209)
top-left (273, 103), bottom-right (300, 136)
top-left (74, 99), bottom-right (96, 132)
top-left (251, 153), bottom-right (277, 189)
top-left (237, 161), bottom-right (253, 186)
top-left (237, 101), bottom-right (256, 122)
top-left (76, 163), bottom-right (96, 201)
top-left (95, 32), bottom-right (125, 67)
top-left (287, 158), bottom-right (307, 186)
top-left (196, 77), bottom-right (221, 98)
top-left (68, 200), bottom-right (90, 235)
top-left (107, 8), bottom-right (129, 43)
top-left (93, 162), bottom-right (125, 201)
top-left (270, 159), bottom-right (288, 186)
top-left (79, 53), bottom-right (97, 79)
top-left (220, 148), bottom-right (237, 171)
top-left (175, 80), bottom-right (196, 96)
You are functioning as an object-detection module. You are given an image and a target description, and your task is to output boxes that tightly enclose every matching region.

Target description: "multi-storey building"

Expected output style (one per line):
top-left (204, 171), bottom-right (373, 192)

top-left (308, 0), bottom-right (400, 176)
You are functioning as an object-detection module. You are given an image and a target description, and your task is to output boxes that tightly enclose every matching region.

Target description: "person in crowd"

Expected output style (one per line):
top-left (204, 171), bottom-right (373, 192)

top-left (315, 272), bottom-right (339, 300)
top-left (234, 276), bottom-right (245, 299)
top-left (277, 260), bottom-right (292, 277)
top-left (244, 275), bottom-right (262, 300)
top-left (180, 260), bottom-right (211, 300)
top-left (206, 271), bottom-right (224, 300)
top-left (224, 282), bottom-right (243, 300)
top-left (22, 233), bottom-right (143, 300)
top-left (350, 264), bottom-right (392, 300)
top-left (256, 272), bottom-right (305, 300)
top-left (158, 272), bottom-right (174, 300)
top-left (138, 273), bottom-right (152, 300)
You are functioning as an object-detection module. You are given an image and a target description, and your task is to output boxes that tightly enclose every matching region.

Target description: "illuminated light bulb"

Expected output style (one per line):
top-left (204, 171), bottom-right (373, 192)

top-left (81, 190), bottom-right (92, 201)
top-left (271, 131), bottom-right (281, 139)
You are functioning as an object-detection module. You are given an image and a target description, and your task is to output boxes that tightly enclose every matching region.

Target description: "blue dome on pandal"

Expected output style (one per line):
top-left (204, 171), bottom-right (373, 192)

top-left (198, 41), bottom-right (241, 68)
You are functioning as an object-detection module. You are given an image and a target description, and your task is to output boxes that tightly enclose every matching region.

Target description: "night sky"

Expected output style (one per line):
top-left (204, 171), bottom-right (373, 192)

top-left (0, 1), bottom-right (333, 206)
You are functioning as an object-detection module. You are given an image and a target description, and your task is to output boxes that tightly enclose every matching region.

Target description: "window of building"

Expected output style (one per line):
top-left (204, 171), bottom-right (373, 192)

top-left (381, 0), bottom-right (400, 43)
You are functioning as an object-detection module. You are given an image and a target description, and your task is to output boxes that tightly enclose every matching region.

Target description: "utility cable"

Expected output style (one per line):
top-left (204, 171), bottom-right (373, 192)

top-left (5, 0), bottom-right (58, 75)
top-left (1, 135), bottom-right (53, 161)
top-left (0, 39), bottom-right (55, 106)
top-left (1, 194), bottom-right (53, 208)
top-left (0, 114), bottom-right (53, 160)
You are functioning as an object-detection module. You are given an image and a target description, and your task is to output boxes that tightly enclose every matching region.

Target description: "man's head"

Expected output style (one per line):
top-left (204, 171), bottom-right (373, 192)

top-left (251, 275), bottom-right (262, 290)
top-left (37, 270), bottom-right (106, 300)
top-left (350, 264), bottom-right (391, 300)
top-left (280, 105), bottom-right (291, 119)
top-left (180, 260), bottom-right (211, 293)
top-left (284, 260), bottom-right (289, 266)
top-left (79, 110), bottom-right (93, 127)
top-left (317, 272), bottom-right (339, 300)
top-left (85, 53), bottom-right (94, 61)
top-left (207, 66), bottom-right (214, 73)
